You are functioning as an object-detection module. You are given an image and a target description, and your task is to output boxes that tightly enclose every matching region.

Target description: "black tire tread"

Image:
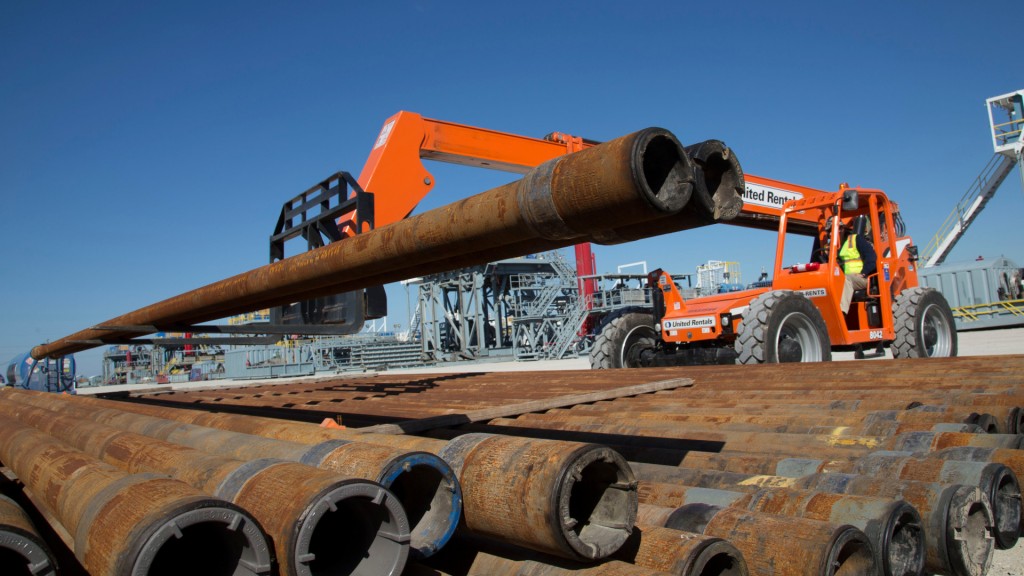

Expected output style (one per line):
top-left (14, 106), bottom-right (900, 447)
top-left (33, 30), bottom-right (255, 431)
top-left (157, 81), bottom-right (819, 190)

top-left (735, 290), bottom-right (831, 364)
top-left (589, 312), bottom-right (654, 369)
top-left (891, 286), bottom-right (957, 358)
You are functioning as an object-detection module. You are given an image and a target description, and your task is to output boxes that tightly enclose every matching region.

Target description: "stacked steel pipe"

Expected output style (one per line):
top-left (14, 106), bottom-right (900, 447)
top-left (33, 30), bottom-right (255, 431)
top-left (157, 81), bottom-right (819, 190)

top-left (0, 388), bottom-right (455, 560)
top-left (4, 358), bottom-right (1024, 574)
top-left (0, 417), bottom-right (275, 576)
top-left (636, 485), bottom-right (924, 576)
top-left (100, 356), bottom-right (1024, 575)
top-left (6, 391), bottom-right (640, 560)
top-left (0, 398), bottom-right (412, 576)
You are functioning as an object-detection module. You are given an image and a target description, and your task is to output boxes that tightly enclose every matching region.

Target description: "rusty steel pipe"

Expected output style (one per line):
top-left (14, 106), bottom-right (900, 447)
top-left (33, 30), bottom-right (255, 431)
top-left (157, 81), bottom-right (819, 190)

top-left (781, 453), bottom-right (1023, 545)
top-left (299, 138), bottom-right (730, 298)
top-left (1, 390), bottom-right (453, 560)
top-left (506, 406), bottom-right (987, 439)
top-left (33, 128), bottom-right (694, 359)
top-left (928, 446), bottom-right (1024, 494)
top-left (638, 502), bottom-right (876, 576)
top-left (784, 450), bottom-right (1024, 548)
top-left (572, 394), bottom-right (1022, 434)
top-left (630, 464), bottom-right (994, 576)
top-left (890, 430), bottom-right (1024, 452)
top-left (31, 389), bottom-right (453, 454)
top-left (434, 530), bottom-right (746, 576)
top-left (459, 554), bottom-right (674, 576)
top-left (437, 433), bottom-right (637, 561)
top-left (486, 414), bottom-right (1024, 460)
top-left (0, 400), bottom-right (411, 576)
top-left (559, 402), bottom-right (1002, 436)
top-left (635, 484), bottom-right (924, 576)
top-left (566, 400), bottom-right (1015, 426)
top-left (427, 532), bottom-right (740, 576)
top-left (612, 525), bottom-right (749, 576)
top-left (794, 474), bottom-right (994, 576)
top-left (0, 419), bottom-right (274, 576)
top-left (0, 493), bottom-right (57, 576)
top-left (748, 487), bottom-right (923, 576)
top-left (852, 452), bottom-right (1021, 550)
top-left (593, 355), bottom-right (1024, 388)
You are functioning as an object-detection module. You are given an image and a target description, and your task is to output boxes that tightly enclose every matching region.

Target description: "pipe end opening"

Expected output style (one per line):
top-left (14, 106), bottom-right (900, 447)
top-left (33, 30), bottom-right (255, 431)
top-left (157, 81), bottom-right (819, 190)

top-left (827, 526), bottom-right (875, 576)
top-left (945, 487), bottom-right (995, 576)
top-left (559, 447), bottom-right (637, 560)
top-left (972, 413), bottom-right (1000, 434)
top-left (296, 482), bottom-right (410, 576)
top-left (991, 468), bottom-right (1021, 549)
top-left (691, 539), bottom-right (749, 576)
top-left (637, 131), bottom-right (692, 214)
top-left (882, 503), bottom-right (925, 576)
top-left (685, 140), bottom-right (745, 221)
top-left (0, 530), bottom-right (56, 576)
top-left (382, 454), bottom-right (462, 559)
top-left (133, 505), bottom-right (273, 576)
top-left (1008, 407), bottom-right (1024, 435)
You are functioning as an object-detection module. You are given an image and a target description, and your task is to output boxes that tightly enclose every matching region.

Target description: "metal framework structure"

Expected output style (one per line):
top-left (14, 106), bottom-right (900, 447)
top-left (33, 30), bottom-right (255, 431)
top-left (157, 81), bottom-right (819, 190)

top-left (102, 346), bottom-right (159, 385)
top-left (509, 253), bottom-right (585, 361)
top-left (416, 257), bottom-right (563, 362)
top-left (415, 251), bottom-right (671, 362)
top-left (922, 89), bottom-right (1024, 267)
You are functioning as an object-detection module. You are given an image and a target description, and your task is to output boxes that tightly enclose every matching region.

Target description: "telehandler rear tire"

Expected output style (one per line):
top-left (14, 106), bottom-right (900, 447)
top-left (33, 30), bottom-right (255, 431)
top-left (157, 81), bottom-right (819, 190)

top-left (735, 290), bottom-right (831, 364)
top-left (891, 287), bottom-right (957, 358)
top-left (589, 311), bottom-right (657, 369)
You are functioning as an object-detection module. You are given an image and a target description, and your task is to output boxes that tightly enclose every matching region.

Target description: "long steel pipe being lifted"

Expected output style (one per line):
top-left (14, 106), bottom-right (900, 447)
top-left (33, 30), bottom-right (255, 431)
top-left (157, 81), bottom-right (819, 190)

top-left (32, 128), bottom-right (695, 359)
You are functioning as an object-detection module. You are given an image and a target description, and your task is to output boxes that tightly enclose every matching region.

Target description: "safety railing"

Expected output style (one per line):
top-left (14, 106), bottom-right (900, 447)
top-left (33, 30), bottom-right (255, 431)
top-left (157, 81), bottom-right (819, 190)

top-left (951, 299), bottom-right (1024, 323)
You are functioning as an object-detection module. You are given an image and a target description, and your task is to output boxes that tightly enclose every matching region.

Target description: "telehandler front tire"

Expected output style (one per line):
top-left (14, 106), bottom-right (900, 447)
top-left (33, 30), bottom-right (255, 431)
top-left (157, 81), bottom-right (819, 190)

top-left (735, 290), bottom-right (831, 364)
top-left (891, 287), bottom-right (957, 358)
top-left (589, 312), bottom-right (657, 369)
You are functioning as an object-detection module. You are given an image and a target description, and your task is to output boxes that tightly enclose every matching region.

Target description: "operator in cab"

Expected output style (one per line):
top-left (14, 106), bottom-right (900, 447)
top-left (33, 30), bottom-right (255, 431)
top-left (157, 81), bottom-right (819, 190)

top-left (839, 215), bottom-right (877, 314)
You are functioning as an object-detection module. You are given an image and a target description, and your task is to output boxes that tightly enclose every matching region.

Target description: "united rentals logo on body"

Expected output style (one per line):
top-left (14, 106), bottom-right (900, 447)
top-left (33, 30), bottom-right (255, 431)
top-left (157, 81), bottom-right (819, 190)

top-left (742, 183), bottom-right (803, 208)
top-left (664, 316), bottom-right (716, 330)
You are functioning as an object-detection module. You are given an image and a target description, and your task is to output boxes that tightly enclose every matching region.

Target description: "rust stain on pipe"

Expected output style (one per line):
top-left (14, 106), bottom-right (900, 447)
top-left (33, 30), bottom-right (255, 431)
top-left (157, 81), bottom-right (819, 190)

top-left (437, 433), bottom-right (638, 561)
top-left (612, 524), bottom-right (749, 576)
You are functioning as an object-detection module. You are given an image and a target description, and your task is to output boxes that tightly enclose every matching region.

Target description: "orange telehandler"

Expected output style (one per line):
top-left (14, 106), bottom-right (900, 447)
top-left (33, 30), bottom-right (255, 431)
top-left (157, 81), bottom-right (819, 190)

top-left (308, 111), bottom-right (957, 366)
top-left (588, 179), bottom-right (958, 367)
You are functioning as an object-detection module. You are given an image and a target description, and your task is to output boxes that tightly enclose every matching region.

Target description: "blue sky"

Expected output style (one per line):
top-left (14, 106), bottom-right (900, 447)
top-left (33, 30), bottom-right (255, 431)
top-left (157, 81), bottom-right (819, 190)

top-left (2, 1), bottom-right (1021, 375)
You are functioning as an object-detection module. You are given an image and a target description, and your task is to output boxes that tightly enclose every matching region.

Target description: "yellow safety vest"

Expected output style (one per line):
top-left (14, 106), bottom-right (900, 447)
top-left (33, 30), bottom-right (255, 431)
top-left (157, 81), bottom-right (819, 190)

top-left (839, 236), bottom-right (863, 274)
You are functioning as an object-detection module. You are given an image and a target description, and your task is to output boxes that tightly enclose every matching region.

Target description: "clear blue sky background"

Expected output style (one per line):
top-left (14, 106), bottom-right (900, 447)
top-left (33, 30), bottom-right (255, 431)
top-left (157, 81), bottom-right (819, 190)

top-left (2, 1), bottom-right (1022, 375)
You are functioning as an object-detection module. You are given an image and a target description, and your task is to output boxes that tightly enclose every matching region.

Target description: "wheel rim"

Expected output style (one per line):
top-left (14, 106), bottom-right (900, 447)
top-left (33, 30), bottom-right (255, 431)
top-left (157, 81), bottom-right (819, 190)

top-left (620, 325), bottom-right (657, 368)
top-left (774, 312), bottom-right (823, 362)
top-left (920, 303), bottom-right (953, 357)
